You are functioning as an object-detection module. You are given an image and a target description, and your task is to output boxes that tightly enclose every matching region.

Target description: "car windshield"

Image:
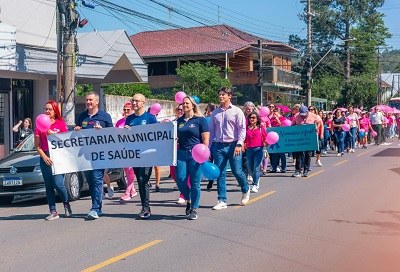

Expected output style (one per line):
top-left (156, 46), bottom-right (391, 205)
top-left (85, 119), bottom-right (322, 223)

top-left (14, 134), bottom-right (36, 152)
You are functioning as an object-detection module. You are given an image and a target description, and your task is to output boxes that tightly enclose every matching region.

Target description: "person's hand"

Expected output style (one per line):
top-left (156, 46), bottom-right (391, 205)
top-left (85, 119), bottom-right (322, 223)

top-left (43, 156), bottom-right (53, 166)
top-left (94, 121), bottom-right (102, 129)
top-left (74, 126), bottom-right (81, 131)
top-left (234, 146), bottom-right (242, 156)
top-left (47, 129), bottom-right (56, 135)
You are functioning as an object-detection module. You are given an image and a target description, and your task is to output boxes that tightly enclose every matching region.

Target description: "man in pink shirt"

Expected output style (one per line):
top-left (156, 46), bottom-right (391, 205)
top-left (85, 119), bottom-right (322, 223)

top-left (291, 106), bottom-right (323, 177)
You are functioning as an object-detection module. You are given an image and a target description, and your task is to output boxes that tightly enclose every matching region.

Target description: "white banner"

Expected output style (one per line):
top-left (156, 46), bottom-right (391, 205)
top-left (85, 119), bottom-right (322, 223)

top-left (48, 122), bottom-right (177, 175)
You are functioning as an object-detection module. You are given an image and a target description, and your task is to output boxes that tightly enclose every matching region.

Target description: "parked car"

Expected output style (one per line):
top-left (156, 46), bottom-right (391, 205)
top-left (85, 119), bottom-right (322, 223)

top-left (0, 134), bottom-right (127, 204)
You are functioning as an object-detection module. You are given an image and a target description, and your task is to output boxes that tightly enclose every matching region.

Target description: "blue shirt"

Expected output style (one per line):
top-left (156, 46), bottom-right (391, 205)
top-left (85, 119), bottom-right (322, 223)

top-left (125, 111), bottom-right (157, 127)
top-left (177, 116), bottom-right (209, 151)
top-left (76, 109), bottom-right (113, 129)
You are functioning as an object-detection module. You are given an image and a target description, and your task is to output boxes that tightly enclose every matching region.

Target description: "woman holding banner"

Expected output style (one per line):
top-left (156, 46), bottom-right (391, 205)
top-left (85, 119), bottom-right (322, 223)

top-left (176, 96), bottom-right (209, 220)
top-left (34, 100), bottom-right (71, 220)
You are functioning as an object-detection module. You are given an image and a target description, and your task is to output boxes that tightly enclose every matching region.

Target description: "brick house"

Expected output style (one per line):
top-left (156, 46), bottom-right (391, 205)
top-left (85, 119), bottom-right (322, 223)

top-left (130, 24), bottom-right (301, 105)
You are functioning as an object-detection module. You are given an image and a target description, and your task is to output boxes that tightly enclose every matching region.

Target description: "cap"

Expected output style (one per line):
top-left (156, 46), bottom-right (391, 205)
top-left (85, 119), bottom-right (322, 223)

top-left (299, 105), bottom-right (308, 116)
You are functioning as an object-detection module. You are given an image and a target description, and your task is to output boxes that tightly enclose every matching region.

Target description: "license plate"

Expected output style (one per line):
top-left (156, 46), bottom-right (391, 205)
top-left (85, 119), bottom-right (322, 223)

top-left (3, 178), bottom-right (23, 186)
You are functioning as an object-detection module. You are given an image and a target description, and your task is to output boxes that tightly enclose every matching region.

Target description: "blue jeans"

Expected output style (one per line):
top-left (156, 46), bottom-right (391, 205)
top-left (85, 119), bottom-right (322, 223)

top-left (348, 127), bottom-right (357, 149)
top-left (212, 142), bottom-right (249, 202)
top-left (270, 152), bottom-right (286, 172)
top-left (246, 147), bottom-right (263, 187)
top-left (84, 169), bottom-right (105, 213)
top-left (40, 155), bottom-right (69, 212)
top-left (176, 150), bottom-right (202, 209)
top-left (334, 131), bottom-right (345, 153)
top-left (133, 167), bottom-right (153, 209)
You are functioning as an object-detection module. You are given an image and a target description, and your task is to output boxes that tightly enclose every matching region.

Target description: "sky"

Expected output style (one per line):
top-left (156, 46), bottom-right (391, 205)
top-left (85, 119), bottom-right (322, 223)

top-left (78, 0), bottom-right (400, 50)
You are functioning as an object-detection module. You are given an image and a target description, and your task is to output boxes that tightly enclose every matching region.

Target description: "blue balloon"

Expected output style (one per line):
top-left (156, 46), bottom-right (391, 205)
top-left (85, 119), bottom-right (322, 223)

top-left (201, 162), bottom-right (220, 180)
top-left (192, 95), bottom-right (200, 104)
top-left (359, 132), bottom-right (365, 138)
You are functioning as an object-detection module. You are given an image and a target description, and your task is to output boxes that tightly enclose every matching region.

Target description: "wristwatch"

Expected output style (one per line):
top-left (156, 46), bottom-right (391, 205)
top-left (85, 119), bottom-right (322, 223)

top-left (236, 144), bottom-right (242, 147)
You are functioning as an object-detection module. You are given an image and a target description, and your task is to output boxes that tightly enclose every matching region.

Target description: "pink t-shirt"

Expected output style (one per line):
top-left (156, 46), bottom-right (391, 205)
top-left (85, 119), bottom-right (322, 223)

top-left (292, 112), bottom-right (323, 138)
top-left (358, 117), bottom-right (371, 131)
top-left (35, 119), bottom-right (68, 151)
top-left (260, 116), bottom-right (271, 128)
top-left (269, 115), bottom-right (286, 127)
top-left (115, 117), bottom-right (126, 128)
top-left (245, 126), bottom-right (267, 148)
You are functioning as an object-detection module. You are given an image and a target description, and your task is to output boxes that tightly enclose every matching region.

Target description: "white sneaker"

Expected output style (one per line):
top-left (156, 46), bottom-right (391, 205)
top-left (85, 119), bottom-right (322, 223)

top-left (247, 175), bottom-right (253, 182)
top-left (107, 186), bottom-right (114, 198)
top-left (322, 151), bottom-right (327, 155)
top-left (176, 197), bottom-right (186, 204)
top-left (251, 185), bottom-right (258, 193)
top-left (276, 166), bottom-right (281, 173)
top-left (241, 189), bottom-right (250, 205)
top-left (316, 160), bottom-right (322, 167)
top-left (212, 201), bottom-right (227, 210)
top-left (350, 149), bottom-right (355, 153)
top-left (337, 153), bottom-right (341, 157)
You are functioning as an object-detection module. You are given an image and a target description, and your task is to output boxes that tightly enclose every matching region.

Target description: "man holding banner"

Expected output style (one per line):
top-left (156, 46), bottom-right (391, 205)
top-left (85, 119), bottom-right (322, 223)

top-left (125, 93), bottom-right (157, 219)
top-left (291, 106), bottom-right (324, 178)
top-left (74, 92), bottom-right (113, 220)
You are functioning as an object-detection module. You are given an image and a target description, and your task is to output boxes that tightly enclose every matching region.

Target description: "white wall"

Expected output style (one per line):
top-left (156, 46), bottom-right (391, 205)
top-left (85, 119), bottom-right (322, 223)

top-left (0, 0), bottom-right (56, 48)
top-left (33, 79), bottom-right (49, 118)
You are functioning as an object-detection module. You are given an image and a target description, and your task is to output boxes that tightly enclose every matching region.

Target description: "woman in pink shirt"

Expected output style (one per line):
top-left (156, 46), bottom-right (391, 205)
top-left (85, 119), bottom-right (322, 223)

top-left (244, 111), bottom-right (267, 193)
top-left (358, 111), bottom-right (372, 148)
top-left (34, 100), bottom-right (71, 221)
top-left (117, 102), bottom-right (138, 201)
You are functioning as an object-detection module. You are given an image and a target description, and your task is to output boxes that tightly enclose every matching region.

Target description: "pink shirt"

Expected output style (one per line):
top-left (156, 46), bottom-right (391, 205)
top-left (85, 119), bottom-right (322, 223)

top-left (358, 117), bottom-right (371, 131)
top-left (269, 115), bottom-right (286, 127)
top-left (245, 126), bottom-right (267, 148)
top-left (292, 112), bottom-right (324, 138)
top-left (115, 117), bottom-right (126, 128)
top-left (35, 119), bottom-right (68, 151)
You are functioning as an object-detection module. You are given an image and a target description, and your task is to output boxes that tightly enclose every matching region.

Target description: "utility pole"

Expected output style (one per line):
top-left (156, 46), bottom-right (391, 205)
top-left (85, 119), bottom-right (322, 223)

top-left (57, 0), bottom-right (77, 126)
top-left (377, 47), bottom-right (382, 104)
top-left (306, 0), bottom-right (312, 107)
top-left (258, 39), bottom-right (263, 105)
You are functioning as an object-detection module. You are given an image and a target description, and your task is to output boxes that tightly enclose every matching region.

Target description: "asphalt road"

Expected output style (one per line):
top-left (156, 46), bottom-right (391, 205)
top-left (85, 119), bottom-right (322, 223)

top-left (1, 141), bottom-right (400, 272)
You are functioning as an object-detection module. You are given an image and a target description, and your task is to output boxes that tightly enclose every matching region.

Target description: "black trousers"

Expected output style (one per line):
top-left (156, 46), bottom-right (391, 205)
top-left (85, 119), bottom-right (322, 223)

top-left (133, 167), bottom-right (153, 208)
top-left (293, 151), bottom-right (312, 172)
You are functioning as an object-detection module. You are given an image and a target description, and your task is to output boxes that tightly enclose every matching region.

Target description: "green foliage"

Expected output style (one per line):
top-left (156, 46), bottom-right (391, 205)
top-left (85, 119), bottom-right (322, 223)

top-left (76, 83), bottom-right (152, 98)
top-left (175, 62), bottom-right (231, 104)
top-left (337, 74), bottom-right (377, 108)
top-left (381, 50), bottom-right (400, 72)
top-left (312, 75), bottom-right (342, 103)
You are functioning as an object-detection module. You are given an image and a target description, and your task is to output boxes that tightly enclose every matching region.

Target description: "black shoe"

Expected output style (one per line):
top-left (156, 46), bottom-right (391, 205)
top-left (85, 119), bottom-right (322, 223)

top-left (269, 170), bottom-right (277, 173)
top-left (185, 202), bottom-right (191, 215)
top-left (155, 185), bottom-right (160, 192)
top-left (187, 209), bottom-right (198, 220)
top-left (138, 207), bottom-right (151, 219)
top-left (64, 203), bottom-right (72, 217)
top-left (303, 171), bottom-right (309, 177)
top-left (206, 180), bottom-right (213, 191)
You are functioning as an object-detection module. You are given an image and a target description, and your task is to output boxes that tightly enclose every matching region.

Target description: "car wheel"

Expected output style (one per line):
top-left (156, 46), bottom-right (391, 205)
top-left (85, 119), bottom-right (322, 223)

top-left (116, 169), bottom-right (127, 190)
top-left (64, 172), bottom-right (81, 201)
top-left (0, 196), bottom-right (14, 205)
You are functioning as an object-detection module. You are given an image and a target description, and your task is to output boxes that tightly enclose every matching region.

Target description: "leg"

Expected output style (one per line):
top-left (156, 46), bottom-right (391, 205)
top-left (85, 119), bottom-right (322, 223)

top-left (40, 158), bottom-right (57, 212)
top-left (246, 149), bottom-right (255, 183)
top-left (176, 150), bottom-right (191, 202)
top-left (154, 166), bottom-right (161, 191)
top-left (252, 147), bottom-right (264, 187)
top-left (228, 144), bottom-right (249, 194)
top-left (188, 157), bottom-right (202, 209)
top-left (133, 167), bottom-right (153, 209)
top-left (213, 143), bottom-right (229, 202)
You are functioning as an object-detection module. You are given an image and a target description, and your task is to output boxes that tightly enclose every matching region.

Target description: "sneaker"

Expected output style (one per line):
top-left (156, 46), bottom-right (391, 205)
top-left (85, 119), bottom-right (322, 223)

top-left (316, 160), bottom-right (322, 167)
top-left (45, 211), bottom-right (59, 221)
top-left (64, 203), bottom-right (72, 217)
top-left (185, 202), bottom-right (191, 215)
top-left (341, 152), bottom-right (344, 156)
top-left (247, 175), bottom-right (253, 182)
top-left (241, 189), bottom-right (250, 205)
top-left (303, 171), bottom-right (309, 177)
top-left (276, 166), bottom-right (281, 173)
top-left (322, 150), bottom-right (327, 155)
top-left (120, 194), bottom-right (132, 201)
top-left (107, 186), bottom-right (114, 198)
top-left (187, 209), bottom-right (198, 220)
top-left (177, 197), bottom-right (186, 204)
top-left (337, 153), bottom-right (341, 157)
top-left (350, 149), bottom-right (355, 153)
top-left (212, 201), bottom-right (227, 210)
top-left (85, 210), bottom-right (99, 220)
top-left (155, 185), bottom-right (160, 192)
top-left (251, 185), bottom-right (258, 193)
top-left (138, 207), bottom-right (151, 219)
top-left (206, 180), bottom-right (213, 191)
top-left (292, 171), bottom-right (301, 178)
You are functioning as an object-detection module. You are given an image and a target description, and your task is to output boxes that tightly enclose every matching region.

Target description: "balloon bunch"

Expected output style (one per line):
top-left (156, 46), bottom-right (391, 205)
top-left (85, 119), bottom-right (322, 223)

top-left (191, 143), bottom-right (220, 180)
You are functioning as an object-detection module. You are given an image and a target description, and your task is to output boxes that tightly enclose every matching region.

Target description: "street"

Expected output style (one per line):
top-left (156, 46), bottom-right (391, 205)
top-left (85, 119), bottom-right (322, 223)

top-left (1, 143), bottom-right (400, 272)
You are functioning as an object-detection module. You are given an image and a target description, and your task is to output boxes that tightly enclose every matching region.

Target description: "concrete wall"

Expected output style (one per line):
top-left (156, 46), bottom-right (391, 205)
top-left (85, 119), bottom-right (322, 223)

top-left (33, 79), bottom-right (49, 117)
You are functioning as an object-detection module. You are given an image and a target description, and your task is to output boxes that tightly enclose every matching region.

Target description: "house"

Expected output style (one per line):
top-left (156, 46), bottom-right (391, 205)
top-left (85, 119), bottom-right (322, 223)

top-left (0, 0), bottom-right (147, 158)
top-left (130, 24), bottom-right (301, 105)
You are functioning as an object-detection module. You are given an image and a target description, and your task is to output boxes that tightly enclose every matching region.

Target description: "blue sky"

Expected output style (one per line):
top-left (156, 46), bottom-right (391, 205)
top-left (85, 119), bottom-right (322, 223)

top-left (78, 0), bottom-right (399, 49)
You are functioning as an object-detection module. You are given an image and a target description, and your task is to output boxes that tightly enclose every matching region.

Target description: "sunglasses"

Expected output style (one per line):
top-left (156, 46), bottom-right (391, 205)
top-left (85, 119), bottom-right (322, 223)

top-left (176, 108), bottom-right (183, 111)
top-left (249, 116), bottom-right (257, 119)
top-left (123, 108), bottom-right (131, 112)
top-left (309, 108), bottom-right (315, 110)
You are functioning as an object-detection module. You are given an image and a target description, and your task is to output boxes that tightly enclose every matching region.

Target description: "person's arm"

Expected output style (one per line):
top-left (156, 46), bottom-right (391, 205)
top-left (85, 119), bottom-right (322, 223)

top-left (236, 110), bottom-right (246, 146)
top-left (209, 111), bottom-right (215, 147)
top-left (201, 132), bottom-right (210, 147)
top-left (13, 120), bottom-right (22, 132)
top-left (34, 134), bottom-right (52, 166)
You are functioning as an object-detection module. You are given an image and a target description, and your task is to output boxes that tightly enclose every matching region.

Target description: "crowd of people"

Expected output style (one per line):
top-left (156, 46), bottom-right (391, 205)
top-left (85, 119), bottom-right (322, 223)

top-left (34, 88), bottom-right (400, 221)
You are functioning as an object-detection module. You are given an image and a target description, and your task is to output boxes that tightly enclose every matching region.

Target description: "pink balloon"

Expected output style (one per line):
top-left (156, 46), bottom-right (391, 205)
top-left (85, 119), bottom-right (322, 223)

top-left (35, 114), bottom-right (51, 132)
top-left (359, 129), bottom-right (365, 133)
top-left (266, 131), bottom-right (279, 145)
top-left (371, 131), bottom-right (378, 137)
top-left (175, 91), bottom-right (186, 104)
top-left (191, 143), bottom-right (210, 164)
top-left (281, 119), bottom-right (292, 127)
top-left (259, 106), bottom-right (270, 117)
top-left (342, 123), bottom-right (350, 132)
top-left (150, 103), bottom-right (162, 115)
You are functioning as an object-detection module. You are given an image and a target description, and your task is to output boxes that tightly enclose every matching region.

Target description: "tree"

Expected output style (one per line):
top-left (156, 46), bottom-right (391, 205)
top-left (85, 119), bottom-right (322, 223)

top-left (175, 62), bottom-right (231, 104)
top-left (76, 83), bottom-right (152, 97)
